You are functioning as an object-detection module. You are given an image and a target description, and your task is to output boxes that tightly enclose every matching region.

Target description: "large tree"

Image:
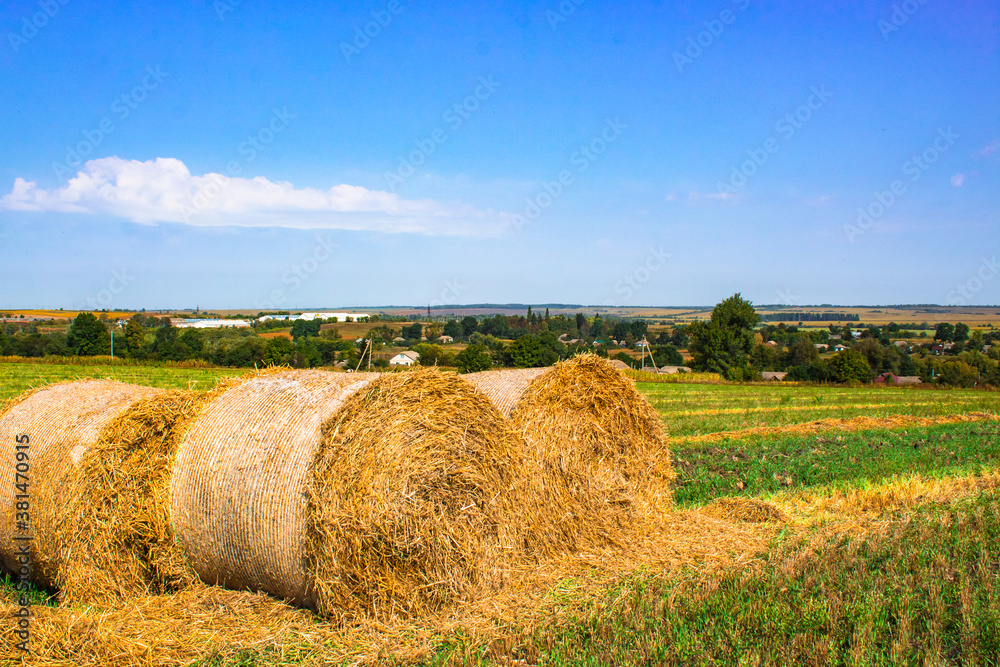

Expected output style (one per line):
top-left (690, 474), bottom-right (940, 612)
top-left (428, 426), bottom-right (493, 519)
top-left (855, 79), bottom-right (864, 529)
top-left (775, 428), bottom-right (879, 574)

top-left (66, 312), bottom-right (110, 356)
top-left (455, 344), bottom-right (492, 373)
top-left (829, 349), bottom-right (872, 383)
top-left (688, 293), bottom-right (760, 380)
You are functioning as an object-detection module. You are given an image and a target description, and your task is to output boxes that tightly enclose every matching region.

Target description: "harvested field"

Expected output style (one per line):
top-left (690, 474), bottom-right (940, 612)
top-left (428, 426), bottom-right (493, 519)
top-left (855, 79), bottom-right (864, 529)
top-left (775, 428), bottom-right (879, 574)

top-left (1, 359), bottom-right (999, 665)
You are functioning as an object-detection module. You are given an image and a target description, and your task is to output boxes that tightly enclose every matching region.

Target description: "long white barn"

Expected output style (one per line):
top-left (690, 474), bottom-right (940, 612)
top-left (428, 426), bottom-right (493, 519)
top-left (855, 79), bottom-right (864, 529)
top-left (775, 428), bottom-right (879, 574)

top-left (258, 312), bottom-right (370, 322)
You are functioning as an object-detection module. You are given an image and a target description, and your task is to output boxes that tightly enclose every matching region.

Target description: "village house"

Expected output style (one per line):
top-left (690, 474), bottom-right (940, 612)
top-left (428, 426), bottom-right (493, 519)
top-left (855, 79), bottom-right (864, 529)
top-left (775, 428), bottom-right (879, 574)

top-left (761, 371), bottom-right (788, 381)
top-left (389, 350), bottom-right (420, 366)
top-left (875, 373), bottom-right (921, 385)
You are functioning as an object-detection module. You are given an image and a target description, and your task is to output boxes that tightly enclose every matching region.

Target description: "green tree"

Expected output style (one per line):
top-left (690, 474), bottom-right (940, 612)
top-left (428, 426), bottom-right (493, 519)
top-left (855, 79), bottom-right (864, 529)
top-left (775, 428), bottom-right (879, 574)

top-left (290, 319), bottom-right (321, 341)
top-left (507, 334), bottom-right (542, 367)
top-left (653, 344), bottom-right (684, 367)
top-left (688, 293), bottom-right (760, 378)
top-left (401, 322), bottom-right (422, 340)
top-left (455, 344), bottom-right (492, 373)
top-left (179, 329), bottom-right (205, 359)
top-left (443, 319), bottom-right (463, 339)
top-left (262, 337), bottom-right (294, 366)
top-left (413, 343), bottom-right (453, 366)
top-left (66, 312), bottom-right (110, 356)
top-left (934, 323), bottom-right (955, 342)
top-left (461, 316), bottom-right (479, 337)
top-left (829, 349), bottom-right (872, 383)
top-left (124, 319), bottom-right (145, 356)
top-left (590, 314), bottom-right (603, 338)
top-left (953, 322), bottom-right (970, 343)
top-left (151, 323), bottom-right (182, 361)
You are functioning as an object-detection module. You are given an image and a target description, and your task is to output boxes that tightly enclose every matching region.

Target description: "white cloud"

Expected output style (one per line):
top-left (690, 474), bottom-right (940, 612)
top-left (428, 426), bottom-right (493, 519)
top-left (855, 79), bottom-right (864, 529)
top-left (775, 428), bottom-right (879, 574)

top-left (0, 157), bottom-right (513, 236)
top-left (950, 173), bottom-right (966, 187)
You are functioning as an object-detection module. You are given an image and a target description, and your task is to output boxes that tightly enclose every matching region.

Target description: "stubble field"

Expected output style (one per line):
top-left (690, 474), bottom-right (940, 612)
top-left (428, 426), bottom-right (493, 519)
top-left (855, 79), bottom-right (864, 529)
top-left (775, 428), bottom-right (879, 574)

top-left (1, 358), bottom-right (998, 665)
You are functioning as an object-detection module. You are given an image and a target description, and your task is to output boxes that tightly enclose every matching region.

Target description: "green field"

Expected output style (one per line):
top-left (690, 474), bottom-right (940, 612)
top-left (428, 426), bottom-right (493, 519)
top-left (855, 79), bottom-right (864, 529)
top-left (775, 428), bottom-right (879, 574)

top-left (2, 359), bottom-right (999, 665)
top-left (638, 382), bottom-right (1000, 437)
top-left (0, 358), bottom-right (249, 404)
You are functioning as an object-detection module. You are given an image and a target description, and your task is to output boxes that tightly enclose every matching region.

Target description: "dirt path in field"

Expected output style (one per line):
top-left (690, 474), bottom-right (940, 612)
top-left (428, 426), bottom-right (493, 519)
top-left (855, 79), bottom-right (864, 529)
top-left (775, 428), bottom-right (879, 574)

top-left (667, 411), bottom-right (1000, 445)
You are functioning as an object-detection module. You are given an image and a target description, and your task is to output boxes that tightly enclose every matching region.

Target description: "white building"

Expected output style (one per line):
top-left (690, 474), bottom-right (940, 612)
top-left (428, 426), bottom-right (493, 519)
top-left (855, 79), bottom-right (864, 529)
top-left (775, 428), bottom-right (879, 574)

top-left (258, 312), bottom-right (370, 323)
top-left (175, 319), bottom-right (251, 329)
top-left (389, 350), bottom-right (420, 366)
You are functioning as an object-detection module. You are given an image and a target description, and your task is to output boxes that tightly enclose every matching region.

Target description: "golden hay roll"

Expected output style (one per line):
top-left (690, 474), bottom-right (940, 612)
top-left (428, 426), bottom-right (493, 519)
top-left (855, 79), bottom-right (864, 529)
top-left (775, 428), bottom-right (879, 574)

top-left (305, 369), bottom-right (523, 619)
top-left (170, 369), bottom-right (521, 618)
top-left (0, 380), bottom-right (165, 588)
top-left (465, 354), bottom-right (674, 553)
top-left (59, 390), bottom-right (210, 605)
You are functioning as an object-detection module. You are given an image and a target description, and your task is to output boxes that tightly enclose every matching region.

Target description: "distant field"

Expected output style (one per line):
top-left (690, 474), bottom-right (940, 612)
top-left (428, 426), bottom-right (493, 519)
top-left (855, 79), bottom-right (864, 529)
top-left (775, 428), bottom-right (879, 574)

top-left (635, 381), bottom-right (999, 437)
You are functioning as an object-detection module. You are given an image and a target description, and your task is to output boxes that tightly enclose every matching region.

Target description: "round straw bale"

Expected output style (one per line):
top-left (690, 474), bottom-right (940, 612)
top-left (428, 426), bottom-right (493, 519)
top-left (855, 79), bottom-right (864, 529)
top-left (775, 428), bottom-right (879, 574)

top-left (59, 390), bottom-right (210, 605)
top-left (466, 354), bottom-right (674, 553)
top-left (305, 368), bottom-right (523, 619)
top-left (170, 370), bottom-right (378, 610)
top-left (0, 380), bottom-right (164, 588)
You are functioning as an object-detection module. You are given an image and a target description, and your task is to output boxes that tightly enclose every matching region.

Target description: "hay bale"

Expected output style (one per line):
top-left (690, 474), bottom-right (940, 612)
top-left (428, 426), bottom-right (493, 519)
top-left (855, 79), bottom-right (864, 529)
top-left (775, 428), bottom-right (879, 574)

top-left (702, 497), bottom-right (789, 523)
top-left (466, 354), bottom-right (674, 554)
top-left (306, 369), bottom-right (522, 619)
top-left (170, 369), bottom-right (521, 618)
top-left (58, 390), bottom-right (210, 604)
top-left (0, 380), bottom-right (164, 588)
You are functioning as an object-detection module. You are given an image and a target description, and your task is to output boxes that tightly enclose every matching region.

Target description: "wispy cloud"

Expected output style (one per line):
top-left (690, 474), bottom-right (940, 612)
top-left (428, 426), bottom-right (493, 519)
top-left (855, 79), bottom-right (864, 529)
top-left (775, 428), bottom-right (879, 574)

top-left (975, 139), bottom-right (1000, 159)
top-left (950, 173), bottom-right (966, 187)
top-left (804, 195), bottom-right (832, 207)
top-left (0, 157), bottom-right (512, 236)
top-left (687, 190), bottom-right (739, 203)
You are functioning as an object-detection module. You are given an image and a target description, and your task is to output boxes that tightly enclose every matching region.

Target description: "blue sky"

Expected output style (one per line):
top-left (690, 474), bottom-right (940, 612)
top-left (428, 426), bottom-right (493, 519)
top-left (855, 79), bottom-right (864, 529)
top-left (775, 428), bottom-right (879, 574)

top-left (1, 0), bottom-right (997, 310)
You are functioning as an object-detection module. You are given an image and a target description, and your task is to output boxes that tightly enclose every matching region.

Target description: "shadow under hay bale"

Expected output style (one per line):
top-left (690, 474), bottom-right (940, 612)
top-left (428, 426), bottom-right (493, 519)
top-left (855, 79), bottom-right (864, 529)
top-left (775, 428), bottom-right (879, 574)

top-left (702, 497), bottom-right (789, 523)
top-left (466, 354), bottom-right (675, 555)
top-left (170, 369), bottom-right (523, 620)
top-left (0, 380), bottom-right (165, 588)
